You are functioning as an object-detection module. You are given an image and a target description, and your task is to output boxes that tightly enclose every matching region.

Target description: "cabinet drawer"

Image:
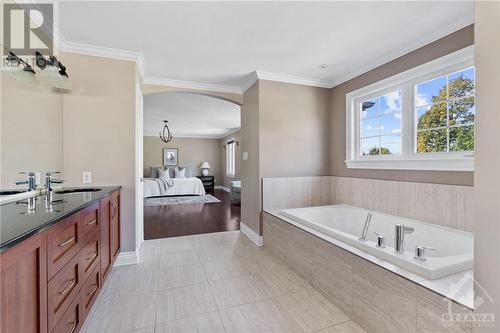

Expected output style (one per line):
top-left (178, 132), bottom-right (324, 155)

top-left (52, 291), bottom-right (83, 333)
top-left (47, 253), bottom-right (83, 331)
top-left (81, 203), bottom-right (99, 241)
top-left (81, 232), bottom-right (100, 281)
top-left (82, 264), bottom-right (101, 318)
top-left (47, 214), bottom-right (82, 279)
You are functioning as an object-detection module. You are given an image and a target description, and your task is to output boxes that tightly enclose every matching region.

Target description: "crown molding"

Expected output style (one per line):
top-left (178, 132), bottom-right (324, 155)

top-left (240, 71), bottom-right (259, 93)
top-left (255, 70), bottom-right (331, 88)
top-left (142, 76), bottom-right (242, 95)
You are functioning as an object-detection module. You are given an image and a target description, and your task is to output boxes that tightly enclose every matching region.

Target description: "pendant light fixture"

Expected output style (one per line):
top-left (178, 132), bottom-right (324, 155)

top-left (159, 120), bottom-right (173, 143)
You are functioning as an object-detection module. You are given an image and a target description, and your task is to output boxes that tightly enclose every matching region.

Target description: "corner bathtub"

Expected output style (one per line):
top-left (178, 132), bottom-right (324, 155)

top-left (279, 205), bottom-right (473, 280)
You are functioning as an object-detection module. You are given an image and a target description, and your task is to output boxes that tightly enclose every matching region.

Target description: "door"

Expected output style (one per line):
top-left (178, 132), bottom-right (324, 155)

top-left (99, 195), bottom-right (112, 281)
top-left (1, 232), bottom-right (48, 333)
top-left (111, 191), bottom-right (121, 262)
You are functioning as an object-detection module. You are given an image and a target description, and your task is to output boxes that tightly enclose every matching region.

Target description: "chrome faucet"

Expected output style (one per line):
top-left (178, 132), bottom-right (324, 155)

top-left (45, 171), bottom-right (63, 192)
top-left (15, 172), bottom-right (37, 191)
top-left (44, 172), bottom-right (64, 204)
top-left (359, 212), bottom-right (372, 242)
top-left (394, 224), bottom-right (414, 253)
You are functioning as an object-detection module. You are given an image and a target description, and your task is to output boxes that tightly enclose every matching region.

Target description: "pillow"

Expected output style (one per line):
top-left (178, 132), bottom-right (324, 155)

top-left (149, 166), bottom-right (161, 178)
top-left (174, 167), bottom-right (186, 178)
top-left (158, 168), bottom-right (170, 179)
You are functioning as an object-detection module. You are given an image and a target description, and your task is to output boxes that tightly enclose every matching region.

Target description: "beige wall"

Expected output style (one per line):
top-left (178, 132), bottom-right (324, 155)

top-left (241, 81), bottom-right (261, 235)
top-left (329, 25), bottom-right (474, 186)
top-left (220, 131), bottom-right (241, 188)
top-left (60, 52), bottom-right (137, 252)
top-left (474, 1), bottom-right (500, 330)
top-left (143, 136), bottom-right (222, 184)
top-left (260, 80), bottom-right (330, 178)
top-left (1, 72), bottom-right (63, 188)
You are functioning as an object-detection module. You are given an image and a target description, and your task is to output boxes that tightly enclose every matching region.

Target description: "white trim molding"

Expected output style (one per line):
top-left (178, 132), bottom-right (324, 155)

top-left (240, 222), bottom-right (263, 247)
top-left (345, 46), bottom-right (475, 172)
top-left (114, 251), bottom-right (139, 266)
top-left (255, 70), bottom-right (330, 89)
top-left (143, 76), bottom-right (242, 94)
top-left (345, 157), bottom-right (474, 171)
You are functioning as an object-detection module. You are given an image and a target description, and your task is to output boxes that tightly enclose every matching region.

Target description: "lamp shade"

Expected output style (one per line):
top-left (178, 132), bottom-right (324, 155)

top-left (200, 161), bottom-right (211, 169)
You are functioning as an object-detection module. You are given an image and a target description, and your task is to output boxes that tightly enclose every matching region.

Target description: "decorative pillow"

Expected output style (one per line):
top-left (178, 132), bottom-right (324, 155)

top-left (158, 168), bottom-right (170, 179)
top-left (150, 166), bottom-right (162, 178)
top-left (174, 167), bottom-right (186, 178)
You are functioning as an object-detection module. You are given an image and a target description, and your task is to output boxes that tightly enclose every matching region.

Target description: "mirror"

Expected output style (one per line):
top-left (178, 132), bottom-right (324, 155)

top-left (1, 69), bottom-right (63, 190)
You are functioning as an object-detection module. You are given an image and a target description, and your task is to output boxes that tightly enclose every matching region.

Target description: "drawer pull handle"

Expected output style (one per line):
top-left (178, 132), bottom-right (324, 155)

top-left (85, 251), bottom-right (98, 261)
top-left (58, 278), bottom-right (76, 295)
top-left (86, 283), bottom-right (98, 297)
top-left (68, 321), bottom-right (77, 333)
top-left (111, 201), bottom-right (117, 218)
top-left (58, 236), bottom-right (75, 247)
top-left (86, 219), bottom-right (97, 226)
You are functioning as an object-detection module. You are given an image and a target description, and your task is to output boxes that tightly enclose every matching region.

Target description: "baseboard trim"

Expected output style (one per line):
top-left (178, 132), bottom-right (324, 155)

top-left (114, 251), bottom-right (138, 266)
top-left (214, 185), bottom-right (231, 193)
top-left (240, 222), bottom-right (263, 247)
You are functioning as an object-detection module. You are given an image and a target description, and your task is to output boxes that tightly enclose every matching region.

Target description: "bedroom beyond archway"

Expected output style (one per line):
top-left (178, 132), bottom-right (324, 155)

top-left (142, 91), bottom-right (241, 239)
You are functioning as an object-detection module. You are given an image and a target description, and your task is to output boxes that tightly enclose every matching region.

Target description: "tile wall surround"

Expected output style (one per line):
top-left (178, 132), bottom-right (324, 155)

top-left (262, 176), bottom-right (332, 212)
top-left (262, 176), bottom-right (474, 232)
top-left (263, 213), bottom-right (473, 333)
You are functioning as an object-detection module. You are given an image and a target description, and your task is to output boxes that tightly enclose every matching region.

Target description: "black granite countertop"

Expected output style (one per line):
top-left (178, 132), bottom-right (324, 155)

top-left (0, 186), bottom-right (121, 253)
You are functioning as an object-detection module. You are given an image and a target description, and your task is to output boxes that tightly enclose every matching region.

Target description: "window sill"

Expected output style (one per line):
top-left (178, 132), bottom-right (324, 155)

top-left (345, 157), bottom-right (474, 171)
top-left (226, 174), bottom-right (236, 178)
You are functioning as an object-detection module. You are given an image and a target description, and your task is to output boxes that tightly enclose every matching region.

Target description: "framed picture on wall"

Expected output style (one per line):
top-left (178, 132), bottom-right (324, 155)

top-left (163, 148), bottom-right (178, 166)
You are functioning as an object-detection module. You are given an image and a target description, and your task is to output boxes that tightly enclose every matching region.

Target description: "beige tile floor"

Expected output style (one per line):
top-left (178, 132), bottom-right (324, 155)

top-left (81, 231), bottom-right (366, 333)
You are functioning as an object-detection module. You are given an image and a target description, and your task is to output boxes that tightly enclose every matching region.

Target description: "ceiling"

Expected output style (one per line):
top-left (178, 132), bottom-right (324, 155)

top-left (143, 92), bottom-right (240, 139)
top-left (58, 1), bottom-right (474, 92)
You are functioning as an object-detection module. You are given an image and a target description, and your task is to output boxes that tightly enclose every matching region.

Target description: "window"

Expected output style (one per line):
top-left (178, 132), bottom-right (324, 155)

top-left (415, 68), bottom-right (475, 154)
top-left (346, 46), bottom-right (474, 171)
top-left (226, 139), bottom-right (236, 176)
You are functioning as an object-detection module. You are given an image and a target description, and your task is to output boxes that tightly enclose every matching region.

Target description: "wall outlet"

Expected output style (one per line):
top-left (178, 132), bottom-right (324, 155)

top-left (82, 171), bottom-right (92, 184)
top-left (242, 152), bottom-right (249, 160)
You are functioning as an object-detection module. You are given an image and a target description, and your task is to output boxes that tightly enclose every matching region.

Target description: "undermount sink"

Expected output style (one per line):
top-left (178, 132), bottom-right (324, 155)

top-left (0, 190), bottom-right (27, 196)
top-left (55, 188), bottom-right (101, 194)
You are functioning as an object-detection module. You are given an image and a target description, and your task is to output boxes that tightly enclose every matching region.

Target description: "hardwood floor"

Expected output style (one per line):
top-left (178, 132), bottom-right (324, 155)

top-left (144, 189), bottom-right (240, 239)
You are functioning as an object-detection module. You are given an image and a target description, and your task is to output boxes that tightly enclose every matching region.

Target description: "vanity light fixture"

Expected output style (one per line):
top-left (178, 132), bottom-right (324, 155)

top-left (159, 120), bottom-right (173, 144)
top-left (6, 51), bottom-right (35, 74)
top-left (35, 51), bottom-right (70, 89)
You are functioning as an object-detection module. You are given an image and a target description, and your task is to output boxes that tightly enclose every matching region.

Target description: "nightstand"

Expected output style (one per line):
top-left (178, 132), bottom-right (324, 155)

top-left (197, 175), bottom-right (215, 191)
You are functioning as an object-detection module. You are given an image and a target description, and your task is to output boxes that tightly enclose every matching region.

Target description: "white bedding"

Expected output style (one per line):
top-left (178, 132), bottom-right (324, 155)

top-left (143, 177), bottom-right (206, 198)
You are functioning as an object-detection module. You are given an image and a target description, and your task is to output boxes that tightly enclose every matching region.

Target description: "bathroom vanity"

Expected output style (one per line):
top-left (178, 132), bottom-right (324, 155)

top-left (0, 187), bottom-right (121, 333)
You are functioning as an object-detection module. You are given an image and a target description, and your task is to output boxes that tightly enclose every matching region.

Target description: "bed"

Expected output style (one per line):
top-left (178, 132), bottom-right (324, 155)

top-left (143, 177), bottom-right (206, 198)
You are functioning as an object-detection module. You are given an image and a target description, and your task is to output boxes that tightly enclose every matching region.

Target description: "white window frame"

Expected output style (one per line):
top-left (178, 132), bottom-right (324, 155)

top-left (345, 46), bottom-right (474, 171)
top-left (226, 138), bottom-right (236, 177)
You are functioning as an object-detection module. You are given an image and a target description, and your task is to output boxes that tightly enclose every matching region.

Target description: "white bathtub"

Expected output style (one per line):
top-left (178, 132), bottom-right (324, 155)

top-left (279, 205), bottom-right (473, 280)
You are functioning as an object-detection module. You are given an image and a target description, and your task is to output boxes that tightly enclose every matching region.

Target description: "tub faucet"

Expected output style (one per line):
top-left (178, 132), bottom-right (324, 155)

top-left (358, 212), bottom-right (372, 242)
top-left (394, 224), bottom-right (414, 253)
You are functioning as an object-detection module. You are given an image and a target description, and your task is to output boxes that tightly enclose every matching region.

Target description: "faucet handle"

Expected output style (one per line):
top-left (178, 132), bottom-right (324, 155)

top-left (373, 232), bottom-right (385, 248)
top-left (414, 245), bottom-right (436, 262)
top-left (19, 171), bottom-right (35, 176)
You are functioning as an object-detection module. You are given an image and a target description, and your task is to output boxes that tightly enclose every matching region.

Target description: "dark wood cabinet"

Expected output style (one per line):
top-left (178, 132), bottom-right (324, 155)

top-left (197, 175), bottom-right (215, 191)
top-left (0, 232), bottom-right (48, 333)
top-left (110, 191), bottom-right (120, 262)
top-left (0, 188), bottom-right (120, 333)
top-left (47, 252), bottom-right (82, 331)
top-left (99, 194), bottom-right (112, 281)
top-left (47, 213), bottom-right (83, 279)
